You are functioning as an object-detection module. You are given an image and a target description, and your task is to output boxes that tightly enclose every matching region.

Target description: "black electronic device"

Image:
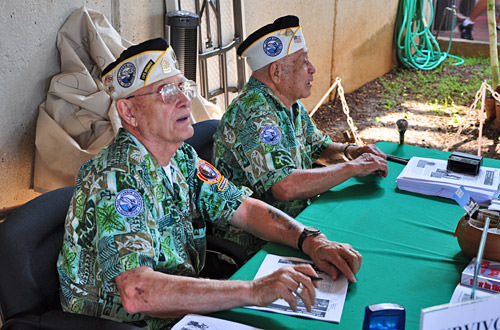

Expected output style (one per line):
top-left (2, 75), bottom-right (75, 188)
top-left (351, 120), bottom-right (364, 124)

top-left (447, 151), bottom-right (482, 175)
top-left (387, 154), bottom-right (409, 165)
top-left (362, 303), bottom-right (405, 330)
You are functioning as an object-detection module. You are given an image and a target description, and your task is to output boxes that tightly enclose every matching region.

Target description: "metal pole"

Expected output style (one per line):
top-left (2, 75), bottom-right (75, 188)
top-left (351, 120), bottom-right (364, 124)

top-left (232, 0), bottom-right (246, 91)
top-left (214, 0), bottom-right (229, 108)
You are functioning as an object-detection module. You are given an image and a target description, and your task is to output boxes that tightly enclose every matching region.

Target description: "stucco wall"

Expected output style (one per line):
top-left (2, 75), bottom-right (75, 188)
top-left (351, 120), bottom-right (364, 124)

top-left (0, 0), bottom-right (398, 212)
top-left (332, 0), bottom-right (399, 93)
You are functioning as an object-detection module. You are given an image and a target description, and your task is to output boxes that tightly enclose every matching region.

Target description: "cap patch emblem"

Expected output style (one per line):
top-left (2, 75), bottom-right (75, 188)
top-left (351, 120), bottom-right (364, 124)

top-left (117, 62), bottom-right (136, 88)
top-left (161, 57), bottom-right (172, 74)
top-left (217, 177), bottom-right (228, 191)
top-left (259, 125), bottom-right (282, 145)
top-left (197, 160), bottom-right (222, 184)
top-left (115, 189), bottom-right (143, 217)
top-left (171, 51), bottom-right (179, 68)
top-left (103, 75), bottom-right (114, 93)
top-left (263, 36), bottom-right (283, 57)
top-left (294, 35), bottom-right (302, 43)
top-left (141, 60), bottom-right (155, 81)
top-left (103, 74), bottom-right (113, 87)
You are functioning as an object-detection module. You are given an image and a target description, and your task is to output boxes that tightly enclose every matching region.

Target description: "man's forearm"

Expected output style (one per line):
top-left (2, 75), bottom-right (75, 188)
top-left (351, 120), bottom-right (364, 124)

top-left (116, 266), bottom-right (254, 318)
top-left (230, 197), bottom-right (305, 249)
top-left (271, 162), bottom-right (355, 201)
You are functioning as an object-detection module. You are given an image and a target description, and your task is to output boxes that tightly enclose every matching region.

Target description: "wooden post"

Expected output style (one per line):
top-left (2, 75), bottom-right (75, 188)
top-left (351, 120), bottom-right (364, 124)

top-left (487, 0), bottom-right (500, 89)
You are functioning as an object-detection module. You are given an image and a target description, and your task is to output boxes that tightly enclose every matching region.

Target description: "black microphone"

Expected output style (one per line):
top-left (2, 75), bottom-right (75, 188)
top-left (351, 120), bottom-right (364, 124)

top-left (396, 119), bottom-right (408, 144)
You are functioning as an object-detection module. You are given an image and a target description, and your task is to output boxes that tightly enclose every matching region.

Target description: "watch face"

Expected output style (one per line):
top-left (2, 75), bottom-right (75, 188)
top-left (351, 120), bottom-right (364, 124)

top-left (305, 227), bottom-right (320, 235)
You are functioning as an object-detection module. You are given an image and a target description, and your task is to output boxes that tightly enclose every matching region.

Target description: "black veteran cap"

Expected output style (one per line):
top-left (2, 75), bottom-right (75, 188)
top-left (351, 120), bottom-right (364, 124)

top-left (101, 38), bottom-right (182, 99)
top-left (237, 15), bottom-right (306, 71)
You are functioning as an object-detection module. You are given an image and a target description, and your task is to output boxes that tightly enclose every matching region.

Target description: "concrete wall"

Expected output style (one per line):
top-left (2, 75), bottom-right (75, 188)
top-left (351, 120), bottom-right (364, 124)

top-left (332, 0), bottom-right (399, 94)
top-left (0, 0), bottom-right (165, 213)
top-left (0, 0), bottom-right (398, 212)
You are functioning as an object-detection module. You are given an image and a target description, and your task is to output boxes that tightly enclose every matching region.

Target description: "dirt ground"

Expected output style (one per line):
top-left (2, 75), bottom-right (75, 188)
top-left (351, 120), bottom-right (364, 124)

top-left (312, 71), bottom-right (500, 160)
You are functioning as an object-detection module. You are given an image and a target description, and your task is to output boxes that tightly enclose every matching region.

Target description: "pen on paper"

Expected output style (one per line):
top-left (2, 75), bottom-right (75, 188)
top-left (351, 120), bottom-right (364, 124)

top-left (310, 276), bottom-right (323, 281)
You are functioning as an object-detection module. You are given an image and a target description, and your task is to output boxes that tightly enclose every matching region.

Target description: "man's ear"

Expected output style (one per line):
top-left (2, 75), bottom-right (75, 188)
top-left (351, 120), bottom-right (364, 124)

top-left (269, 61), bottom-right (281, 85)
top-left (116, 99), bottom-right (137, 127)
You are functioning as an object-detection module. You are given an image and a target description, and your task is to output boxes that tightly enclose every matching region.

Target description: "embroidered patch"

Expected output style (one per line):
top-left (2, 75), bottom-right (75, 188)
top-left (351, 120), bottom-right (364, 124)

top-left (115, 189), bottom-right (143, 217)
top-left (259, 125), bottom-right (282, 145)
top-left (117, 62), bottom-right (136, 88)
top-left (140, 60), bottom-right (155, 80)
top-left (263, 36), bottom-right (283, 57)
top-left (171, 51), bottom-right (180, 70)
top-left (103, 74), bottom-right (115, 93)
top-left (197, 160), bottom-right (222, 183)
top-left (103, 74), bottom-right (113, 87)
top-left (217, 177), bottom-right (228, 191)
top-left (161, 57), bottom-right (172, 74)
top-left (281, 28), bottom-right (294, 37)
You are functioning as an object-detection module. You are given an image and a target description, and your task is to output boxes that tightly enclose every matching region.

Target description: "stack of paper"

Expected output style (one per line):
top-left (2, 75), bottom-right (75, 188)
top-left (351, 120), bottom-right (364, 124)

top-left (396, 157), bottom-right (500, 204)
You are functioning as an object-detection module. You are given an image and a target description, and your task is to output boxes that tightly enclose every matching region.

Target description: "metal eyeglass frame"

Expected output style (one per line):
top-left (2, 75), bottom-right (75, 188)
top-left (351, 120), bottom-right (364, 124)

top-left (125, 80), bottom-right (197, 104)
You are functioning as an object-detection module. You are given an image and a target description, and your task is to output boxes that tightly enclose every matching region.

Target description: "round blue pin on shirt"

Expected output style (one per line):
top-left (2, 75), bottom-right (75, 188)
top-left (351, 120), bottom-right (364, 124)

top-left (115, 189), bottom-right (143, 217)
top-left (259, 125), bottom-right (282, 145)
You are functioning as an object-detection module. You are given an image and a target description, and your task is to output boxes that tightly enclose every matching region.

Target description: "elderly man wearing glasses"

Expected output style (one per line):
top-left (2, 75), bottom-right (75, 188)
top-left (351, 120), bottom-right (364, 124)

top-left (57, 38), bottom-right (362, 330)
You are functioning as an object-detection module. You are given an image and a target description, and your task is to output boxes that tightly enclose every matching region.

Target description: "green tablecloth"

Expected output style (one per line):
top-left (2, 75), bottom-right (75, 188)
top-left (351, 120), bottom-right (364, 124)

top-left (211, 142), bottom-right (500, 330)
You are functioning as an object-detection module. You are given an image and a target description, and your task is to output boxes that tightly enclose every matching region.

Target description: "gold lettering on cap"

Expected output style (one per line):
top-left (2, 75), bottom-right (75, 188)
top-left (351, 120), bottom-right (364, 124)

top-left (141, 60), bottom-right (155, 80)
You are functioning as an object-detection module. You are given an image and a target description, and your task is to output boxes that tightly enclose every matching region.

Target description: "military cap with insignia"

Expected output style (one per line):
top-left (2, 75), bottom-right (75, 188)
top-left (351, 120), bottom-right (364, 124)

top-left (101, 38), bottom-right (182, 100)
top-left (237, 15), bottom-right (306, 71)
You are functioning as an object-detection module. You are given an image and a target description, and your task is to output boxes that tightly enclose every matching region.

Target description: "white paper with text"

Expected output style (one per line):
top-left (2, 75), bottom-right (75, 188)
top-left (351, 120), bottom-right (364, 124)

top-left (244, 254), bottom-right (348, 323)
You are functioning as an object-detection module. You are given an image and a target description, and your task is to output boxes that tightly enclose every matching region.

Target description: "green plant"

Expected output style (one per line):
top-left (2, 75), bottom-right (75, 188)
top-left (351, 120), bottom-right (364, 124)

top-left (380, 56), bottom-right (490, 112)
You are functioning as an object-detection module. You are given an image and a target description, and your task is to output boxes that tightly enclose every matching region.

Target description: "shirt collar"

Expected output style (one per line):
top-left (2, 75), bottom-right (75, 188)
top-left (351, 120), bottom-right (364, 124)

top-left (247, 76), bottom-right (300, 111)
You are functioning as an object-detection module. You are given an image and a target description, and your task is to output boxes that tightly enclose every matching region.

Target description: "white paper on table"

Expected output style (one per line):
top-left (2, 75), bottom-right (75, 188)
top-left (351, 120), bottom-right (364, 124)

top-left (171, 314), bottom-right (263, 330)
top-left (244, 254), bottom-right (348, 323)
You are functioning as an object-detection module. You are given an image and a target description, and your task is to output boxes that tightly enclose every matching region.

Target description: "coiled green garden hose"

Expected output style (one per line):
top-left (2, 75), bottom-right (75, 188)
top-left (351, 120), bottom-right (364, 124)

top-left (395, 0), bottom-right (464, 69)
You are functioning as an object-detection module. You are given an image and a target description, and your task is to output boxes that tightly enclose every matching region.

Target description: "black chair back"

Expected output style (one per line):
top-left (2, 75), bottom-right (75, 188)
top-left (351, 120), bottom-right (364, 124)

top-left (0, 187), bottom-right (141, 330)
top-left (185, 119), bottom-right (220, 162)
top-left (0, 187), bottom-right (74, 322)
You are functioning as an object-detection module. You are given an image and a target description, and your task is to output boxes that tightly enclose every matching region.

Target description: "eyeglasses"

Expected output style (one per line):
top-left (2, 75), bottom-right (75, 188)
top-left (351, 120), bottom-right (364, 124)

top-left (125, 80), bottom-right (197, 104)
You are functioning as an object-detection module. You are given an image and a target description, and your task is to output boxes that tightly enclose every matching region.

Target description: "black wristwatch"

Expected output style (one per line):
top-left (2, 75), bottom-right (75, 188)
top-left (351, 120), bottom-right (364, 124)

top-left (297, 227), bottom-right (321, 252)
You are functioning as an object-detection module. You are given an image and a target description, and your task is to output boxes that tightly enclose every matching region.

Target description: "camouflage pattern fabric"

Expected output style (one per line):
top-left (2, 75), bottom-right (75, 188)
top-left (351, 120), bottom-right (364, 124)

top-left (213, 77), bottom-right (332, 253)
top-left (57, 128), bottom-right (251, 329)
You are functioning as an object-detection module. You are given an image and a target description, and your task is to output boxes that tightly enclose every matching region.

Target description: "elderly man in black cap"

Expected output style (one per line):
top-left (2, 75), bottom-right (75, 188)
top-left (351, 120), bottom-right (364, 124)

top-left (56, 38), bottom-right (362, 329)
top-left (212, 15), bottom-right (388, 254)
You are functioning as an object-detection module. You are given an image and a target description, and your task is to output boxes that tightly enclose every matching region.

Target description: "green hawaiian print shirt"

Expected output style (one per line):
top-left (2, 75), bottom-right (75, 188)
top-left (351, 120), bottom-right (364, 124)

top-left (57, 128), bottom-right (252, 330)
top-left (212, 77), bottom-right (332, 252)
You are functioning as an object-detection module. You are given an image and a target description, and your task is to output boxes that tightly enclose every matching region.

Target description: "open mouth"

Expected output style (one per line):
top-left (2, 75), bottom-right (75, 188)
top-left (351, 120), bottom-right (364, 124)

top-left (176, 115), bottom-right (190, 123)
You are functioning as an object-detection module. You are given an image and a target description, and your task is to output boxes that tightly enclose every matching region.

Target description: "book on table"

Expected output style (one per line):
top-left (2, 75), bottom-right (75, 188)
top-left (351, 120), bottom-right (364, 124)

top-left (460, 258), bottom-right (500, 294)
top-left (395, 157), bottom-right (500, 204)
top-left (449, 258), bottom-right (500, 303)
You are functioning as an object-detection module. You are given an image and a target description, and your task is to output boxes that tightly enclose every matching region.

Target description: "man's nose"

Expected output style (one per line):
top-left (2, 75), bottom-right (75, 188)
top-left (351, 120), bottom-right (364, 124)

top-left (308, 61), bottom-right (316, 74)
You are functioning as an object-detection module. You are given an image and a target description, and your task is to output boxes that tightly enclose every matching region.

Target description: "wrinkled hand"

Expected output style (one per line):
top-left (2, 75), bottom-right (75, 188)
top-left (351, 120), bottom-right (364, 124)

top-left (250, 264), bottom-right (320, 312)
top-left (303, 235), bottom-right (362, 282)
top-left (349, 144), bottom-right (387, 160)
top-left (350, 151), bottom-right (388, 178)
